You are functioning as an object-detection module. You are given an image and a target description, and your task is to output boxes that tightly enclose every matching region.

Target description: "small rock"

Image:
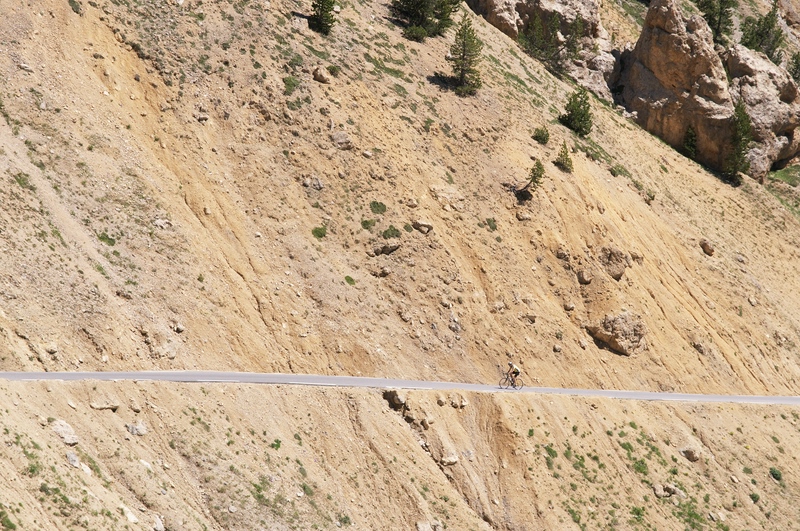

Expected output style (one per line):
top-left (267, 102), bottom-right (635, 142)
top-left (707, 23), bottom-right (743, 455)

top-left (553, 344), bottom-right (562, 352)
top-left (699, 239), bottom-right (715, 256)
top-left (153, 218), bottom-right (172, 230)
top-left (362, 150), bottom-right (373, 158)
top-left (747, 296), bottom-right (757, 306)
top-left (406, 198), bottom-right (419, 208)
top-left (730, 475), bottom-right (739, 484)
top-left (130, 399), bottom-right (142, 413)
top-left (680, 447), bottom-right (700, 462)
top-left (38, 416), bottom-right (48, 426)
top-left (333, 4), bottom-right (341, 12)
top-left (66, 452), bottom-right (80, 468)
top-left (173, 323), bottom-right (185, 333)
top-left (372, 243), bottom-right (400, 256)
top-left (564, 302), bottom-right (575, 311)
top-left (80, 463), bottom-right (92, 476)
top-left (120, 505), bottom-right (139, 523)
top-left (153, 515), bottom-right (166, 531)
top-left (228, 505), bottom-right (238, 513)
top-left (126, 420), bottom-right (148, 436)
top-left (18, 63), bottom-right (34, 72)
top-left (577, 269), bottom-right (593, 285)
top-left (579, 339), bottom-right (588, 349)
top-left (331, 131), bottom-right (353, 150)
top-left (90, 400), bottom-right (120, 412)
top-left (383, 390), bottom-right (406, 409)
top-left (412, 220), bottom-right (433, 234)
top-left (312, 65), bottom-right (331, 84)
top-left (516, 211), bottom-right (531, 221)
top-left (440, 454), bottom-right (459, 466)
top-left (45, 343), bottom-right (58, 354)
top-left (52, 420), bottom-right (79, 446)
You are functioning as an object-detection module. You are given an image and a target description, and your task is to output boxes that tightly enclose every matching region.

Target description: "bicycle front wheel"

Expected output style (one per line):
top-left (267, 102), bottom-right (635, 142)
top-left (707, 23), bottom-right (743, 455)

top-left (513, 378), bottom-right (524, 390)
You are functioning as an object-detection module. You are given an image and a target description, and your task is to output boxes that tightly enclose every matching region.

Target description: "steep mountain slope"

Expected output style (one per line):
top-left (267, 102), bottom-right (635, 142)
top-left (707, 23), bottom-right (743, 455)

top-left (0, 0), bottom-right (800, 528)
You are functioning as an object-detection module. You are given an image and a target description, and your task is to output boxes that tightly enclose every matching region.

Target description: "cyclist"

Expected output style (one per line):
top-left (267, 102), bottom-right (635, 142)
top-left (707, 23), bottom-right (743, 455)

top-left (507, 361), bottom-right (521, 387)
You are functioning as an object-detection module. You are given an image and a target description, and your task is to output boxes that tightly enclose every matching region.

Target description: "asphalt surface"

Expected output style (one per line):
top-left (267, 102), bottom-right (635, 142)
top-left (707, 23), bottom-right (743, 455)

top-left (0, 371), bottom-right (798, 405)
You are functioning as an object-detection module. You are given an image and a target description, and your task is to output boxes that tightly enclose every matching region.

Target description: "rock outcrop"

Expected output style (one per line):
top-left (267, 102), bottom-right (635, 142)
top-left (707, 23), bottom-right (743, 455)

top-left (724, 45), bottom-right (800, 180)
top-left (616, 0), bottom-right (734, 171)
top-left (586, 312), bottom-right (648, 356)
top-left (467, 0), bottom-right (617, 100)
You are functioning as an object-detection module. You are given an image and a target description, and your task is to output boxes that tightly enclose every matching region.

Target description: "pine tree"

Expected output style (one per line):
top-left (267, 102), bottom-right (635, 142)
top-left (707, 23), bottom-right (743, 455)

top-left (523, 159), bottom-right (546, 191)
top-left (696, 0), bottom-right (737, 45)
top-left (559, 88), bottom-right (592, 137)
top-left (554, 141), bottom-right (573, 173)
top-left (520, 11), bottom-right (583, 74)
top-left (789, 52), bottom-right (800, 84)
top-left (310, 0), bottom-right (336, 35)
top-left (724, 100), bottom-right (752, 185)
top-left (391, 0), bottom-right (459, 41)
top-left (447, 14), bottom-right (483, 96)
top-left (683, 125), bottom-right (697, 159)
top-left (741, 0), bottom-right (785, 65)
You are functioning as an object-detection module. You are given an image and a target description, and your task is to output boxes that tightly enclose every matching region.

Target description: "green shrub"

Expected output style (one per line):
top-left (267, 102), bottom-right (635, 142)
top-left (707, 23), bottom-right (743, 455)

top-left (769, 467), bottom-right (782, 481)
top-left (544, 444), bottom-right (558, 458)
top-left (68, 0), bottom-right (82, 15)
top-left (749, 492), bottom-right (760, 503)
top-left (485, 218), bottom-right (497, 231)
top-left (382, 225), bottom-right (401, 239)
top-left (403, 25), bottom-right (428, 42)
top-left (609, 164), bottom-right (630, 178)
top-left (369, 201), bottom-right (387, 214)
top-left (270, 439), bottom-right (281, 450)
top-left (327, 65), bottom-right (341, 77)
top-left (361, 219), bottom-right (376, 231)
top-left (554, 141), bottom-right (573, 173)
top-left (312, 226), bottom-right (327, 239)
top-left (345, 276), bottom-right (355, 285)
top-left (559, 88), bottom-right (592, 137)
top-left (532, 125), bottom-right (550, 144)
top-left (283, 76), bottom-right (300, 95)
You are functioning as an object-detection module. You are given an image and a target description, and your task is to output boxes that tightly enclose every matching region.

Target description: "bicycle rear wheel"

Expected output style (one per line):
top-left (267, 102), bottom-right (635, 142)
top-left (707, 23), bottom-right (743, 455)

top-left (513, 378), bottom-right (524, 390)
top-left (499, 377), bottom-right (511, 389)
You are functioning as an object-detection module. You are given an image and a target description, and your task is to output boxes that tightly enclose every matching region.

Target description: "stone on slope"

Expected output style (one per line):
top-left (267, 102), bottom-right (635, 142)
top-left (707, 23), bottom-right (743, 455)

top-left (585, 311), bottom-right (648, 356)
top-left (126, 420), bottom-right (148, 436)
top-left (52, 419), bottom-right (79, 446)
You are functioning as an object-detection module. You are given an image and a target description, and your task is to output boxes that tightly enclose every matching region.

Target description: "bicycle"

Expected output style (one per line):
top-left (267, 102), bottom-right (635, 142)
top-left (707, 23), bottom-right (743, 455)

top-left (499, 375), bottom-right (524, 390)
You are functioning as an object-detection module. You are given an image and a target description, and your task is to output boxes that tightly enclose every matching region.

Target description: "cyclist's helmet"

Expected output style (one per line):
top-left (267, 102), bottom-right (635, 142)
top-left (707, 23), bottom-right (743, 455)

top-left (508, 361), bottom-right (513, 366)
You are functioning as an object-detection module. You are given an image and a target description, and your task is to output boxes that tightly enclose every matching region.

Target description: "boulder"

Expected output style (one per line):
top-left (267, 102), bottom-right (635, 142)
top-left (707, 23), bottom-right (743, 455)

top-left (680, 446), bottom-right (701, 462)
top-left (699, 239), bottom-right (715, 256)
top-left (600, 246), bottom-right (630, 281)
top-left (126, 420), bottom-right (148, 436)
top-left (330, 131), bottom-right (353, 150)
top-left (616, 0), bottom-right (734, 171)
top-left (724, 45), bottom-right (800, 180)
top-left (585, 311), bottom-right (648, 356)
top-left (51, 420), bottom-right (79, 446)
top-left (312, 65), bottom-right (332, 84)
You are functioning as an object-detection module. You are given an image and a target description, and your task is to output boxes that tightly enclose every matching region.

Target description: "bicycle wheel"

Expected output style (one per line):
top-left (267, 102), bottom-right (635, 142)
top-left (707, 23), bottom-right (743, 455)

top-left (499, 376), bottom-right (511, 389)
top-left (513, 378), bottom-right (524, 390)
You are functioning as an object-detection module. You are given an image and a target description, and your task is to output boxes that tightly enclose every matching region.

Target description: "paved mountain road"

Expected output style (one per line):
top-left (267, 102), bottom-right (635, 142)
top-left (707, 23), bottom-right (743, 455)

top-left (0, 371), bottom-right (798, 405)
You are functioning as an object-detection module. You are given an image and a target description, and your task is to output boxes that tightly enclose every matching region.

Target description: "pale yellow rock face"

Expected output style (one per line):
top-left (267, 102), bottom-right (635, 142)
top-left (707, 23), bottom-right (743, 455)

top-left (0, 0), bottom-right (799, 528)
top-left (620, 0), bottom-right (734, 170)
